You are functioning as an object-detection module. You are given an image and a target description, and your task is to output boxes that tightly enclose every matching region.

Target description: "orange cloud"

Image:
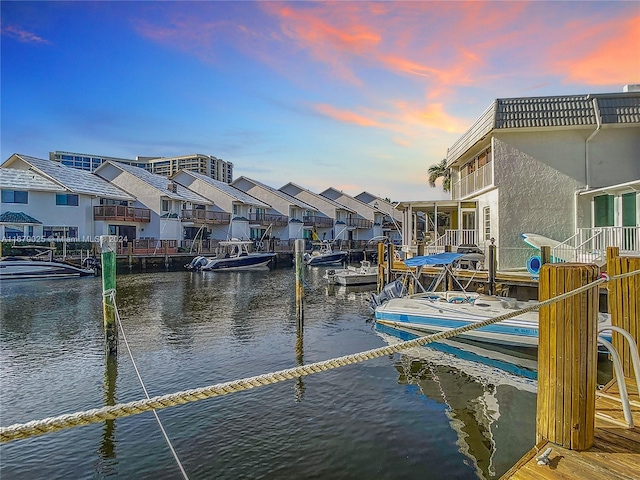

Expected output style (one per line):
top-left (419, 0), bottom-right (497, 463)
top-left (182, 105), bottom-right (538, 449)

top-left (2, 25), bottom-right (49, 44)
top-left (313, 104), bottom-right (384, 128)
top-left (558, 16), bottom-right (640, 85)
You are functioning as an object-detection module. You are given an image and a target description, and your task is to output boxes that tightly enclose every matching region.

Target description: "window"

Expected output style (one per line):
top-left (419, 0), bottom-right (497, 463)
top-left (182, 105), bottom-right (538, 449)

top-left (1, 189), bottom-right (28, 204)
top-left (483, 207), bottom-right (491, 241)
top-left (4, 225), bottom-right (24, 239)
top-left (43, 226), bottom-right (78, 239)
top-left (594, 195), bottom-right (614, 227)
top-left (161, 199), bottom-right (170, 212)
top-left (56, 194), bottom-right (79, 206)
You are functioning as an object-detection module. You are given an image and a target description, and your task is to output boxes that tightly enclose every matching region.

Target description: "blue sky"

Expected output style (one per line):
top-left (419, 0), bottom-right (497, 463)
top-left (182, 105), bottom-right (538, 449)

top-left (2, 1), bottom-right (638, 201)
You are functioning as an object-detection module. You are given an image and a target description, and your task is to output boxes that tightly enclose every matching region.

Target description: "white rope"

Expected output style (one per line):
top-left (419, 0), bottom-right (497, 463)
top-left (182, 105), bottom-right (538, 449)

top-left (2, 268), bottom-right (639, 444)
top-left (107, 291), bottom-right (189, 480)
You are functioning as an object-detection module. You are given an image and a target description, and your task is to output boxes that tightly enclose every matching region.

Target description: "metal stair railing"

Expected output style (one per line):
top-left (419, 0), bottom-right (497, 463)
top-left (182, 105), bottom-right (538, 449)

top-left (596, 325), bottom-right (640, 428)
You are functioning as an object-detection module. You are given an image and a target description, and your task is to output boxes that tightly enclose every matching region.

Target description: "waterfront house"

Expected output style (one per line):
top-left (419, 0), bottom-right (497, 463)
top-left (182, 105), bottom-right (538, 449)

top-left (354, 192), bottom-right (404, 243)
top-left (1, 154), bottom-right (136, 241)
top-left (170, 170), bottom-right (269, 241)
top-left (94, 161), bottom-right (212, 242)
top-left (319, 188), bottom-right (376, 240)
top-left (279, 182), bottom-right (355, 241)
top-left (406, 89), bottom-right (640, 269)
top-left (231, 176), bottom-right (319, 240)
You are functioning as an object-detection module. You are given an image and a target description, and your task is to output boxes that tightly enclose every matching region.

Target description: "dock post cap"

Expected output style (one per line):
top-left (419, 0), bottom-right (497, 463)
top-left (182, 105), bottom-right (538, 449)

top-left (99, 235), bottom-right (118, 252)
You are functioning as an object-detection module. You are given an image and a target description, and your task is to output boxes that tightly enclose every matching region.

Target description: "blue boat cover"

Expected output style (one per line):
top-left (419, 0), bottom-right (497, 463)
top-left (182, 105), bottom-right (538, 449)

top-left (403, 252), bottom-right (465, 267)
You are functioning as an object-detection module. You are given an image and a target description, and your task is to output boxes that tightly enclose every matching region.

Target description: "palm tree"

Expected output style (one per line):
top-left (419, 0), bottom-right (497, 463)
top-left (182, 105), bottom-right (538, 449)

top-left (427, 158), bottom-right (450, 192)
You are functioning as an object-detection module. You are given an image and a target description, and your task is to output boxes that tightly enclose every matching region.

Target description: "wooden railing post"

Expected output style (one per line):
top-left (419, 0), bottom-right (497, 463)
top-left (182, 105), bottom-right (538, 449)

top-left (607, 246), bottom-right (640, 378)
top-left (537, 263), bottom-right (599, 450)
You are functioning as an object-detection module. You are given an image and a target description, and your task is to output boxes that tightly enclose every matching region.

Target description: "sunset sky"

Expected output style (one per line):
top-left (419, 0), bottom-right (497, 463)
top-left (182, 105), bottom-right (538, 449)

top-left (2, 1), bottom-right (638, 201)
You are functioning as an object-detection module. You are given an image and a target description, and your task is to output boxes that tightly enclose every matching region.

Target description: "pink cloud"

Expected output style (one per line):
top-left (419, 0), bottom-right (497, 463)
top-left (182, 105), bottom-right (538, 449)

top-left (2, 25), bottom-right (49, 44)
top-left (555, 16), bottom-right (640, 85)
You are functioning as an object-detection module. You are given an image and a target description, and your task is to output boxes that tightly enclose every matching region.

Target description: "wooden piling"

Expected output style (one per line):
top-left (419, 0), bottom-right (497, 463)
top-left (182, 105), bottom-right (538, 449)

top-left (488, 244), bottom-right (496, 295)
top-left (100, 235), bottom-right (118, 357)
top-left (386, 243), bottom-right (394, 285)
top-left (294, 239), bottom-right (304, 327)
top-left (541, 245), bottom-right (551, 266)
top-left (537, 263), bottom-right (599, 450)
top-left (606, 246), bottom-right (640, 379)
top-left (377, 242), bottom-right (385, 291)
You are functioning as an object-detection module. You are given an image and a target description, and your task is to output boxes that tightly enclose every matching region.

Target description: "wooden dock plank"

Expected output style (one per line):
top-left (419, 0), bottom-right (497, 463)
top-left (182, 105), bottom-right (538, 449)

top-left (502, 377), bottom-right (640, 480)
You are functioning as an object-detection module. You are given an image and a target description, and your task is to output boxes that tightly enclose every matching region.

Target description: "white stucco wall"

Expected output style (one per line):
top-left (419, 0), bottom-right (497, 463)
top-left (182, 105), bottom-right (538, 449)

top-left (493, 135), bottom-right (583, 269)
top-left (1, 190), bottom-right (98, 239)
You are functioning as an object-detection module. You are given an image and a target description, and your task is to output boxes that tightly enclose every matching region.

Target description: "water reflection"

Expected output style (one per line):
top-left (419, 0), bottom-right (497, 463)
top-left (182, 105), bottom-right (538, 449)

top-left (376, 323), bottom-right (537, 479)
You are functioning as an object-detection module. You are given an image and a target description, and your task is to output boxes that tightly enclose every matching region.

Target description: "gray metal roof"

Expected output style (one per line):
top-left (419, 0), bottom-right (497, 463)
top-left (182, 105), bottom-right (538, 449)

top-left (234, 176), bottom-right (317, 210)
top-left (179, 171), bottom-right (269, 207)
top-left (279, 182), bottom-right (355, 213)
top-left (448, 92), bottom-right (640, 165)
top-left (0, 168), bottom-right (66, 192)
top-left (12, 154), bottom-right (135, 200)
top-left (102, 161), bottom-right (211, 204)
top-left (0, 211), bottom-right (42, 224)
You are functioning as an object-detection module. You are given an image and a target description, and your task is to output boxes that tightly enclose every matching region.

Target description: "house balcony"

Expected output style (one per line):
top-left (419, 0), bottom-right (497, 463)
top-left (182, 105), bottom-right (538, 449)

top-left (451, 161), bottom-right (493, 200)
top-left (181, 209), bottom-right (231, 225)
top-left (94, 205), bottom-right (151, 223)
top-left (249, 212), bottom-right (289, 226)
top-left (345, 218), bottom-right (373, 229)
top-left (423, 229), bottom-right (478, 254)
top-left (303, 215), bottom-right (334, 228)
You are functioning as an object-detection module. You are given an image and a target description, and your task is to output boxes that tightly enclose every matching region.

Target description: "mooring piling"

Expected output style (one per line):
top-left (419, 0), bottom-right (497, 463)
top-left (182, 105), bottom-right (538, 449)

top-left (100, 235), bottom-right (118, 357)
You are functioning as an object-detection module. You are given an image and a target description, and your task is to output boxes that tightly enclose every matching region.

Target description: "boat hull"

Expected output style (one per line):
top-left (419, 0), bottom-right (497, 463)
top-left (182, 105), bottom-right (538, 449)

top-left (375, 297), bottom-right (540, 347)
top-left (0, 260), bottom-right (95, 280)
top-left (335, 272), bottom-right (377, 286)
top-left (191, 253), bottom-right (276, 271)
top-left (306, 253), bottom-right (346, 266)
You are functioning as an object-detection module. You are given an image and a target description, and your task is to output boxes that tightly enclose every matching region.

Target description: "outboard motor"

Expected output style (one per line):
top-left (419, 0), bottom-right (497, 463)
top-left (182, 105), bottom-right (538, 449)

top-left (368, 279), bottom-right (407, 310)
top-left (186, 256), bottom-right (208, 271)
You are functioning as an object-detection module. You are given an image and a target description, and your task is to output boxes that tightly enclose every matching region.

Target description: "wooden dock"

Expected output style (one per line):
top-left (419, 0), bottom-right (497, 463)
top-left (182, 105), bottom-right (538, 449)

top-left (501, 377), bottom-right (640, 479)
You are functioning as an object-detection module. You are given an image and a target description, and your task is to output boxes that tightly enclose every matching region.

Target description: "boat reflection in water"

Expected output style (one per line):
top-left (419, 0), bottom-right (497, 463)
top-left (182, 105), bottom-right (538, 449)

top-left (375, 323), bottom-right (537, 479)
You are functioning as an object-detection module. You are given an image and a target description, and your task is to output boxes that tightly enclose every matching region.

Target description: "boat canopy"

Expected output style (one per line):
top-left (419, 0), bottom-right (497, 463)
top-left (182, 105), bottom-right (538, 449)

top-left (403, 252), bottom-right (465, 267)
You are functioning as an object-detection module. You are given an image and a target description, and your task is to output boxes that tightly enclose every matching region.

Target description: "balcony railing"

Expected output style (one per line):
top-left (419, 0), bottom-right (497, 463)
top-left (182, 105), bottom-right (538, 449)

top-left (181, 209), bottom-right (231, 224)
top-left (115, 239), bottom-right (178, 255)
top-left (249, 213), bottom-right (289, 226)
top-left (345, 217), bottom-right (373, 229)
top-left (424, 229), bottom-right (478, 254)
top-left (94, 205), bottom-right (151, 223)
top-left (452, 161), bottom-right (493, 200)
top-left (303, 215), bottom-right (334, 227)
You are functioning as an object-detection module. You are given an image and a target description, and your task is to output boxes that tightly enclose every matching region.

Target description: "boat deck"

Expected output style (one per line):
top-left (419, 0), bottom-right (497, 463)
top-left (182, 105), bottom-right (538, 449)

top-left (501, 377), bottom-right (640, 479)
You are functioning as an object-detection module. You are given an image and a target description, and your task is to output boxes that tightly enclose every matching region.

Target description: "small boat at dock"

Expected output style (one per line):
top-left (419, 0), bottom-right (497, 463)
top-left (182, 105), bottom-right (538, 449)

top-left (371, 252), bottom-right (611, 348)
top-left (324, 260), bottom-right (378, 286)
top-left (304, 241), bottom-right (347, 266)
top-left (186, 240), bottom-right (275, 271)
top-left (0, 246), bottom-right (96, 280)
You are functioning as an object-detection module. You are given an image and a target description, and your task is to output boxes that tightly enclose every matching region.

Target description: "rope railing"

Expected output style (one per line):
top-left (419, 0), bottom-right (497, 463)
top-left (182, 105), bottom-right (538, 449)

top-left (2, 270), bottom-right (638, 444)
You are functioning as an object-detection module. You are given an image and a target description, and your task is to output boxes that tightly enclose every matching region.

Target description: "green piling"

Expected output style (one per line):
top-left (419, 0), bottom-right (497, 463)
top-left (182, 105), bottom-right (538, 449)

top-left (100, 235), bottom-right (118, 357)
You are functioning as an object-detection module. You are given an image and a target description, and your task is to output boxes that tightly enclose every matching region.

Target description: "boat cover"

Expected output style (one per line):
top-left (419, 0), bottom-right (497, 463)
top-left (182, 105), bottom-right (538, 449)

top-left (403, 252), bottom-right (465, 267)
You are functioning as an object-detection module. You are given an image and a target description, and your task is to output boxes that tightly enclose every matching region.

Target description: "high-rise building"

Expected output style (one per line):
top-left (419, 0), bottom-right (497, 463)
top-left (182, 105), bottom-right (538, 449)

top-left (49, 151), bottom-right (233, 183)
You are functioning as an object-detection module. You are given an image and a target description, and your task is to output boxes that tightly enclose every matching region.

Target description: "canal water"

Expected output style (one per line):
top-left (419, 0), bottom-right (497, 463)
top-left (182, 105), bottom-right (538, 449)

top-left (1, 267), bottom-right (540, 479)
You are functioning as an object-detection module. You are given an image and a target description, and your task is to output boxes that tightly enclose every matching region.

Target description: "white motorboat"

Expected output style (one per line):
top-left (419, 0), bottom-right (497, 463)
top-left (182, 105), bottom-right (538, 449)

top-left (304, 241), bottom-right (347, 266)
top-left (324, 260), bottom-right (378, 286)
top-left (186, 240), bottom-right (275, 271)
top-left (371, 252), bottom-right (611, 348)
top-left (0, 246), bottom-right (96, 280)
